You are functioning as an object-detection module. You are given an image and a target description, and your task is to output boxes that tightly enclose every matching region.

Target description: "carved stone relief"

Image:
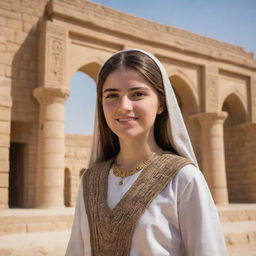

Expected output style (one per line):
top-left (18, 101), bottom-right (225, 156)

top-left (48, 37), bottom-right (64, 84)
top-left (206, 74), bottom-right (218, 112)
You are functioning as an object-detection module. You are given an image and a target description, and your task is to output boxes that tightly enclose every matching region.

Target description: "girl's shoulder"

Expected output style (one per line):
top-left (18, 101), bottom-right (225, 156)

top-left (172, 163), bottom-right (208, 196)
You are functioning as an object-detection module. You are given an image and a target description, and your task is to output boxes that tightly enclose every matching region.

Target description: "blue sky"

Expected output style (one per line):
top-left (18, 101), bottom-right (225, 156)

top-left (65, 0), bottom-right (256, 135)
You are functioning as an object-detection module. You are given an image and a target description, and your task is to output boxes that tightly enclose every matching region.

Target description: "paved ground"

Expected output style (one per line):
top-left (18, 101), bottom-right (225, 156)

top-left (0, 204), bottom-right (255, 255)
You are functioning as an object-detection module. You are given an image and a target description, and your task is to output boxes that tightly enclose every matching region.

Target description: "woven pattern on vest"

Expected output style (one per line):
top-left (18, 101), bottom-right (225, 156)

top-left (83, 152), bottom-right (191, 256)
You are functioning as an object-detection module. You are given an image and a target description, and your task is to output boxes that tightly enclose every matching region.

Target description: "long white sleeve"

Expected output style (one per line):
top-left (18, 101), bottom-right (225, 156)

top-left (177, 166), bottom-right (228, 256)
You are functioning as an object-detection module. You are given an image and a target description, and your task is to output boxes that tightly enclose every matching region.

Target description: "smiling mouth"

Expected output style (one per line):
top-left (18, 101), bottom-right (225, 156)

top-left (116, 117), bottom-right (138, 122)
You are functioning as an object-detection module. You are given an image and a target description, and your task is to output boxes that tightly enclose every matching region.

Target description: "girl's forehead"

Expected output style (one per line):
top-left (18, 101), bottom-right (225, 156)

top-left (102, 69), bottom-right (153, 89)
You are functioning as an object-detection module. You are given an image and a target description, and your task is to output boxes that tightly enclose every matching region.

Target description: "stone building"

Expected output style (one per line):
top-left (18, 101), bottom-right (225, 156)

top-left (0, 0), bottom-right (256, 254)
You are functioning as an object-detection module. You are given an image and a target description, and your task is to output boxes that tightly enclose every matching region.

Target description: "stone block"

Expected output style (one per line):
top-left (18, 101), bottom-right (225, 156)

top-left (5, 224), bottom-right (26, 234)
top-left (248, 232), bottom-right (256, 244)
top-left (5, 65), bottom-right (11, 78)
top-left (0, 64), bottom-right (5, 76)
top-left (0, 160), bottom-right (9, 173)
top-left (0, 135), bottom-right (10, 147)
top-left (27, 222), bottom-right (54, 233)
top-left (10, 4), bottom-right (33, 15)
top-left (0, 106), bottom-right (11, 122)
top-left (1, 27), bottom-right (15, 44)
top-left (0, 43), bottom-right (6, 52)
top-left (6, 42), bottom-right (20, 53)
top-left (7, 19), bottom-right (23, 31)
top-left (53, 221), bottom-right (69, 231)
top-left (0, 1), bottom-right (11, 11)
top-left (225, 232), bottom-right (249, 246)
top-left (0, 121), bottom-right (10, 134)
top-left (23, 22), bottom-right (33, 33)
top-left (0, 53), bottom-right (13, 65)
top-left (14, 31), bottom-right (27, 44)
top-left (21, 13), bottom-right (32, 23)
top-left (0, 173), bottom-right (9, 188)
top-left (0, 8), bottom-right (20, 20)
top-left (0, 249), bottom-right (13, 256)
top-left (0, 16), bottom-right (7, 27)
top-left (0, 188), bottom-right (8, 204)
top-left (0, 146), bottom-right (9, 160)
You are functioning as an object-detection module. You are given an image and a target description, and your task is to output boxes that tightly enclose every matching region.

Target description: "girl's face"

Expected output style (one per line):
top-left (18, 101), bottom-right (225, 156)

top-left (102, 69), bottom-right (162, 141)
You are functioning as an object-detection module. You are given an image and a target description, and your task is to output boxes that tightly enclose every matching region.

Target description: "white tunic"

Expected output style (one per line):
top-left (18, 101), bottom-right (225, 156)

top-left (65, 164), bottom-right (228, 256)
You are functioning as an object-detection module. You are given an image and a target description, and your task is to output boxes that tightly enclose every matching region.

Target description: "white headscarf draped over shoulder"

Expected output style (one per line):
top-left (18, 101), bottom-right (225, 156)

top-left (89, 49), bottom-right (198, 167)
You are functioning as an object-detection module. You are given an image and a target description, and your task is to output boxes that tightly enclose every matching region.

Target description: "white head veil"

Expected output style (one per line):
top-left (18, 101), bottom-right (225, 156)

top-left (89, 49), bottom-right (198, 167)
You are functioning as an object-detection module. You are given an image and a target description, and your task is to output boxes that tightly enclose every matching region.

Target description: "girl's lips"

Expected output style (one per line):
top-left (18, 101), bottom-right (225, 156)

top-left (116, 117), bottom-right (138, 122)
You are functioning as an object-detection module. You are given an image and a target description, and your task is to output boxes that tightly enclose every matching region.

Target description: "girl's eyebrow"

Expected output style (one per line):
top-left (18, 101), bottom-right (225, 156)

top-left (103, 86), bottom-right (149, 93)
top-left (103, 88), bottom-right (119, 93)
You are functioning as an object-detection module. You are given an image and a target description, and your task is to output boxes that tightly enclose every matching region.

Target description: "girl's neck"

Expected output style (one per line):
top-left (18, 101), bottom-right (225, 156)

top-left (117, 136), bottom-right (162, 169)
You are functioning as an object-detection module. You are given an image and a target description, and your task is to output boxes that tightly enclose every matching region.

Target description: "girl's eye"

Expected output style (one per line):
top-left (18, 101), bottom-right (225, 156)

top-left (105, 93), bottom-right (118, 99)
top-left (132, 92), bottom-right (145, 97)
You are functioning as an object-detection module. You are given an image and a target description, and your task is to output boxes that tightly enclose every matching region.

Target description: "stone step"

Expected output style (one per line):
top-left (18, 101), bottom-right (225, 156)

top-left (0, 227), bottom-right (256, 256)
top-left (0, 205), bottom-right (256, 256)
top-left (217, 204), bottom-right (256, 222)
top-left (0, 208), bottom-right (74, 235)
top-left (0, 230), bottom-right (70, 256)
top-left (223, 221), bottom-right (256, 247)
top-left (228, 245), bottom-right (256, 256)
top-left (0, 204), bottom-right (255, 236)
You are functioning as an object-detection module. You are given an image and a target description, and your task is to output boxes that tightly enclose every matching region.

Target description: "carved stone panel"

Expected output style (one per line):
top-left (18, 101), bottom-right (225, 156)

top-left (48, 37), bottom-right (65, 84)
top-left (206, 74), bottom-right (218, 112)
top-left (39, 21), bottom-right (67, 88)
top-left (204, 66), bottom-right (219, 112)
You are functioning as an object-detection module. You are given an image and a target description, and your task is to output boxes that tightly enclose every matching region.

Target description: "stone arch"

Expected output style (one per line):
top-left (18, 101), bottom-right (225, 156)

top-left (222, 93), bottom-right (248, 202)
top-left (65, 60), bottom-right (99, 134)
top-left (221, 93), bottom-right (247, 125)
top-left (64, 167), bottom-right (71, 207)
top-left (78, 59), bottom-right (103, 82)
top-left (67, 55), bottom-right (105, 85)
top-left (168, 69), bottom-right (199, 115)
top-left (220, 89), bottom-right (247, 121)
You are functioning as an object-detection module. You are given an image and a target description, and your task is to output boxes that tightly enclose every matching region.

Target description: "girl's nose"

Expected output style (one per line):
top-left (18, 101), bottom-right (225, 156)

top-left (118, 96), bottom-right (132, 112)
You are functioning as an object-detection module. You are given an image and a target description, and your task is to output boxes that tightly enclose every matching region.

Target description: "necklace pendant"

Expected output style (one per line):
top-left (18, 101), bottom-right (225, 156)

top-left (119, 179), bottom-right (124, 185)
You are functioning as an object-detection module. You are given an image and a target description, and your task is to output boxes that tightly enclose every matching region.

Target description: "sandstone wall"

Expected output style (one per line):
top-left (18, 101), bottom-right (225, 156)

top-left (0, 0), bottom-right (49, 208)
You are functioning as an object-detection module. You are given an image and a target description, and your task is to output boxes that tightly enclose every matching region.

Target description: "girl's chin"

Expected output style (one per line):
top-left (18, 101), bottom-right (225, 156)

top-left (113, 130), bottom-right (143, 140)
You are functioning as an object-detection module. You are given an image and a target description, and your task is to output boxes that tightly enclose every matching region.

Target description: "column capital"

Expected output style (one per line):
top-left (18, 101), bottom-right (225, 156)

top-left (33, 87), bottom-right (70, 105)
top-left (190, 112), bottom-right (228, 126)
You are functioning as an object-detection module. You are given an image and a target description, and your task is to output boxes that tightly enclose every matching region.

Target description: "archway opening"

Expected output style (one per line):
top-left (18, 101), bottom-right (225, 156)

top-left (222, 93), bottom-right (247, 202)
top-left (65, 71), bottom-right (97, 135)
top-left (64, 62), bottom-right (99, 206)
top-left (8, 121), bottom-right (31, 208)
top-left (9, 142), bottom-right (25, 208)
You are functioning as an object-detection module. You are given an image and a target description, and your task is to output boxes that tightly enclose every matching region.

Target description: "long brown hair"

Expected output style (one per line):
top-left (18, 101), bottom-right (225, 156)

top-left (97, 50), bottom-right (177, 161)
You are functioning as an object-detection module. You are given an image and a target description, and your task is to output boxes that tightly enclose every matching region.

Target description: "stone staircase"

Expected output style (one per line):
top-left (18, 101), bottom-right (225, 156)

top-left (0, 204), bottom-right (255, 255)
top-left (218, 204), bottom-right (256, 256)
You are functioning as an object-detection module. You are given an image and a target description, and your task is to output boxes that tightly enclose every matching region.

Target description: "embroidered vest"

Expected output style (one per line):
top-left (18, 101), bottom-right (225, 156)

top-left (82, 152), bottom-right (192, 256)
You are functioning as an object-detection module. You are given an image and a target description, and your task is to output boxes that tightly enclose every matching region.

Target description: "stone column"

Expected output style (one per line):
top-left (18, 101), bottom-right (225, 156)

top-left (195, 112), bottom-right (229, 204)
top-left (33, 87), bottom-right (70, 208)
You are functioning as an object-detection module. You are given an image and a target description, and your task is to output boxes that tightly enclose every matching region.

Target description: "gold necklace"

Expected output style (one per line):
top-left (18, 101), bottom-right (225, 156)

top-left (112, 153), bottom-right (155, 185)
